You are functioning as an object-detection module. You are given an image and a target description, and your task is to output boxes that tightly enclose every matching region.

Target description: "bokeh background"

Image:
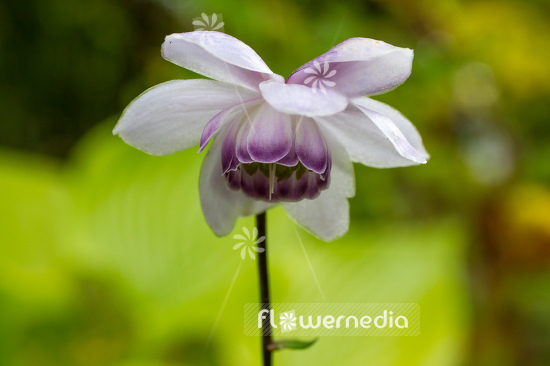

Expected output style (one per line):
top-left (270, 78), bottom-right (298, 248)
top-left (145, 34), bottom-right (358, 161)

top-left (1, 0), bottom-right (549, 365)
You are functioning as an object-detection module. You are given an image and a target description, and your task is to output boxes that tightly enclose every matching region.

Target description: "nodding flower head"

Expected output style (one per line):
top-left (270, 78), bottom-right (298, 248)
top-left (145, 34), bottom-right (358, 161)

top-left (199, 101), bottom-right (332, 202)
top-left (114, 31), bottom-right (429, 241)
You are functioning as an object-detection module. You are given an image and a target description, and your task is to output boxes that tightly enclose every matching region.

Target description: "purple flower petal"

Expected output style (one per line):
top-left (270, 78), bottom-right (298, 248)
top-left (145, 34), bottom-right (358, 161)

top-left (295, 117), bottom-right (329, 174)
top-left (235, 120), bottom-right (254, 163)
top-left (287, 38), bottom-right (413, 98)
top-left (247, 103), bottom-right (293, 163)
top-left (199, 106), bottom-right (233, 153)
top-left (282, 132), bottom-right (354, 241)
top-left (199, 125), bottom-right (274, 236)
top-left (221, 120), bottom-right (243, 173)
top-left (276, 147), bottom-right (299, 167)
top-left (199, 98), bottom-right (262, 153)
top-left (259, 80), bottom-right (348, 117)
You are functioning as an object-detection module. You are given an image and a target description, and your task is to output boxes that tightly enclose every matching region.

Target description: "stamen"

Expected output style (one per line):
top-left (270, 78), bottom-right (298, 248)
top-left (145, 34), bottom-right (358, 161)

top-left (269, 163), bottom-right (276, 200)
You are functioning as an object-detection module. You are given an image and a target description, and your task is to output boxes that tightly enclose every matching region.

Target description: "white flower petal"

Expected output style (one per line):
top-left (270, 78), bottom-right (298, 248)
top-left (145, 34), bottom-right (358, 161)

top-left (352, 101), bottom-right (427, 164)
top-left (283, 129), bottom-right (354, 241)
top-left (315, 98), bottom-right (429, 168)
top-left (162, 32), bottom-right (284, 90)
top-left (287, 38), bottom-right (413, 98)
top-left (259, 80), bottom-right (348, 117)
top-left (199, 125), bottom-right (274, 236)
top-left (113, 79), bottom-right (259, 156)
top-left (352, 97), bottom-right (429, 164)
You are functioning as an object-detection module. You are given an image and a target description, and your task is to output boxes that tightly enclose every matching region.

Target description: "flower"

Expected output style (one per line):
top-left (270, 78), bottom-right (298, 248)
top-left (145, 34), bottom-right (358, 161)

top-left (113, 31), bottom-right (429, 241)
top-left (232, 226), bottom-right (265, 260)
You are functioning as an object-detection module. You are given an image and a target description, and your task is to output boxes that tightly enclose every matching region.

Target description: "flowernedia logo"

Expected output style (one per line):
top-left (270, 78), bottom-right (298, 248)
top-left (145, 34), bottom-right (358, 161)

top-left (303, 60), bottom-right (337, 94)
top-left (279, 311), bottom-right (297, 332)
top-left (245, 303), bottom-right (420, 336)
top-left (233, 227), bottom-right (265, 260)
top-left (192, 13), bottom-right (225, 32)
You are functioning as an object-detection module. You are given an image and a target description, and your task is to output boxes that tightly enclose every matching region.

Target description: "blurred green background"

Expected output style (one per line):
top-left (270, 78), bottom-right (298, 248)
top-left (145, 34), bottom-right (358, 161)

top-left (1, 0), bottom-right (549, 365)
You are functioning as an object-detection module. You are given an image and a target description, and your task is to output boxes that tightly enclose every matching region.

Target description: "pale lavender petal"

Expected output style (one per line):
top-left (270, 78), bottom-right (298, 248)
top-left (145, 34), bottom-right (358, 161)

top-left (352, 97), bottom-right (429, 164)
top-left (199, 127), bottom-right (274, 236)
top-left (259, 80), bottom-right (348, 117)
top-left (287, 38), bottom-right (413, 98)
top-left (247, 103), bottom-right (293, 163)
top-left (113, 79), bottom-right (258, 156)
top-left (353, 103), bottom-right (426, 164)
top-left (162, 32), bottom-right (284, 90)
top-left (315, 101), bottom-right (428, 168)
top-left (295, 117), bottom-right (328, 174)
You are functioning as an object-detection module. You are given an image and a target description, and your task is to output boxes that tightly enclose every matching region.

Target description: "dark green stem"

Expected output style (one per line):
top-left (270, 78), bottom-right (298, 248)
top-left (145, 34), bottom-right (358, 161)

top-left (256, 212), bottom-right (272, 366)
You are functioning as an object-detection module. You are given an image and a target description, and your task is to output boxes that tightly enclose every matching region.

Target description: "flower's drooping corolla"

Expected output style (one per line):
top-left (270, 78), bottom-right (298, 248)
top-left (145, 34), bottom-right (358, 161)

top-left (114, 31), bottom-right (429, 241)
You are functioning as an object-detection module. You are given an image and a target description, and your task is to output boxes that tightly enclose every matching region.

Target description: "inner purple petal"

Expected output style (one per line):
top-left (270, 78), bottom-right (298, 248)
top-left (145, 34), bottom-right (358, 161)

top-left (199, 107), bottom-right (232, 153)
top-left (221, 120), bottom-right (242, 173)
top-left (295, 117), bottom-right (328, 174)
top-left (199, 98), bottom-right (262, 153)
top-left (235, 121), bottom-right (254, 163)
top-left (247, 103), bottom-right (293, 163)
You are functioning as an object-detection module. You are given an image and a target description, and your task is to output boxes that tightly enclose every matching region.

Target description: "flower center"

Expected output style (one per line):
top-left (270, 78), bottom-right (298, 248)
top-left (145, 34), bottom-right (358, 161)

top-left (225, 161), bottom-right (330, 202)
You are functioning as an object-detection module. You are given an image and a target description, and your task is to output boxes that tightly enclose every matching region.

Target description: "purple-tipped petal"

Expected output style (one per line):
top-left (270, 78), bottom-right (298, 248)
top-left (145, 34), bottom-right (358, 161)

top-left (199, 125), bottom-right (274, 237)
top-left (276, 147), bottom-right (299, 167)
top-left (199, 106), bottom-right (233, 153)
top-left (295, 117), bottom-right (329, 174)
top-left (162, 32), bottom-right (284, 90)
top-left (221, 120), bottom-right (242, 173)
top-left (259, 80), bottom-right (348, 117)
top-left (282, 126), bottom-right (354, 241)
top-left (247, 103), bottom-right (293, 163)
top-left (287, 38), bottom-right (413, 98)
top-left (235, 121), bottom-right (254, 163)
top-left (225, 169), bottom-right (242, 191)
top-left (199, 98), bottom-right (262, 153)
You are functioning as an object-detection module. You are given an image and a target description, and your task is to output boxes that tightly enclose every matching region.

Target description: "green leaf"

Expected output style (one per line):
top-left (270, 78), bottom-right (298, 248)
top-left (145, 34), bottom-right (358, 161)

top-left (272, 338), bottom-right (318, 351)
